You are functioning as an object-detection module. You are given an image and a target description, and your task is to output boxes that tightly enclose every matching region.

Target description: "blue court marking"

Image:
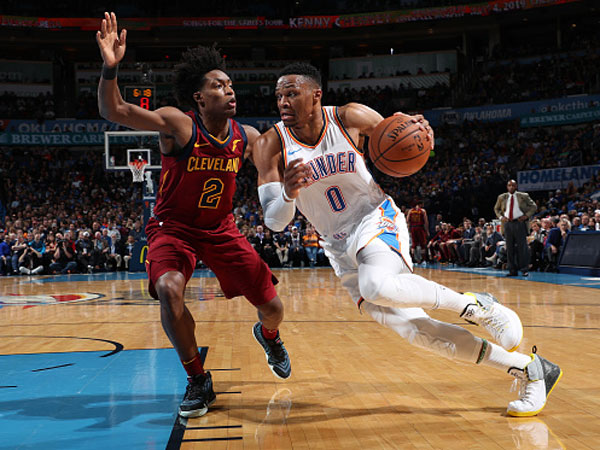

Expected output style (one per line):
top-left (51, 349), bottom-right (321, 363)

top-left (0, 348), bottom-right (189, 450)
top-left (417, 262), bottom-right (600, 289)
top-left (26, 269), bottom-right (216, 284)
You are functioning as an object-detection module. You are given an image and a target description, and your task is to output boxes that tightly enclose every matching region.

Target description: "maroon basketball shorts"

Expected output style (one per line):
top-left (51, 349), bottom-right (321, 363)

top-left (409, 227), bottom-right (428, 248)
top-left (145, 216), bottom-right (277, 305)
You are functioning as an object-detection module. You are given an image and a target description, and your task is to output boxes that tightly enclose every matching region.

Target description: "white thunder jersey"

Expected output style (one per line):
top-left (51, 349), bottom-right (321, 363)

top-left (274, 106), bottom-right (386, 240)
top-left (275, 106), bottom-right (413, 302)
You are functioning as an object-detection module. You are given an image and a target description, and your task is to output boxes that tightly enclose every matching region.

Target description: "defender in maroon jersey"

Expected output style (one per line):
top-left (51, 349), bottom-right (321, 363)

top-left (97, 12), bottom-right (291, 418)
top-left (406, 201), bottom-right (429, 263)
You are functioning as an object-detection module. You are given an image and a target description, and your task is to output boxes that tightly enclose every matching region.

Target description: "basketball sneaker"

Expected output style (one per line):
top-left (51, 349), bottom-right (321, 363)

top-left (507, 347), bottom-right (562, 417)
top-left (178, 371), bottom-right (216, 418)
top-left (253, 322), bottom-right (291, 379)
top-left (460, 292), bottom-right (523, 351)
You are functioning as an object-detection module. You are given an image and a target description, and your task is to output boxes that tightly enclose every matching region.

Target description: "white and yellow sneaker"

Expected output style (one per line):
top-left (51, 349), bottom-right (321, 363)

top-left (507, 347), bottom-right (563, 417)
top-left (461, 292), bottom-right (523, 351)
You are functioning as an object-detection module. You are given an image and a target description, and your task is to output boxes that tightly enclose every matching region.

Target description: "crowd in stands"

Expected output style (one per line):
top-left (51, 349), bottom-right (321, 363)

top-left (2, 29), bottom-right (597, 119)
top-left (0, 146), bottom-right (331, 275)
top-left (376, 121), bottom-right (600, 224)
top-left (414, 202), bottom-right (600, 273)
top-left (327, 82), bottom-right (452, 117)
top-left (0, 148), bottom-right (145, 275)
top-left (2, 23), bottom-right (600, 276)
top-left (7, 48), bottom-right (597, 121)
top-left (220, 117), bottom-right (596, 274)
top-left (2, 83), bottom-right (449, 120)
top-left (1, 116), bottom-right (599, 277)
top-left (0, 92), bottom-right (56, 120)
top-left (454, 46), bottom-right (600, 107)
top-left (487, 33), bottom-right (600, 62)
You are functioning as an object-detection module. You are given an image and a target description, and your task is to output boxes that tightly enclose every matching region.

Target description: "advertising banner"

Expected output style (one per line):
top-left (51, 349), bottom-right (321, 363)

top-left (425, 95), bottom-right (600, 126)
top-left (0, 118), bottom-right (280, 146)
top-left (0, 119), bottom-right (126, 146)
top-left (520, 107), bottom-right (600, 127)
top-left (0, 0), bottom-right (581, 30)
top-left (518, 165), bottom-right (600, 191)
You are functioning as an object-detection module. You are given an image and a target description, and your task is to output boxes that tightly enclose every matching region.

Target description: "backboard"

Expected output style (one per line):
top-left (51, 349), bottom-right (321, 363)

top-left (104, 131), bottom-right (162, 171)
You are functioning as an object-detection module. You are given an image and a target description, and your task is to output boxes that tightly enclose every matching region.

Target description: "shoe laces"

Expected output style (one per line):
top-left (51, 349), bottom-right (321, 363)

top-left (479, 304), bottom-right (506, 334)
top-left (266, 337), bottom-right (286, 359)
top-left (510, 376), bottom-right (526, 398)
top-left (510, 347), bottom-right (537, 404)
top-left (186, 375), bottom-right (209, 398)
top-left (510, 375), bottom-right (537, 405)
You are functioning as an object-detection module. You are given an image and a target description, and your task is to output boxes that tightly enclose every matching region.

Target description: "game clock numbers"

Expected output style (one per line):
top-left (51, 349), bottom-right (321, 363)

top-left (124, 86), bottom-right (155, 110)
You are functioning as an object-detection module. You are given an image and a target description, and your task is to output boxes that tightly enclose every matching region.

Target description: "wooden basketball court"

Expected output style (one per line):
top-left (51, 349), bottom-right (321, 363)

top-left (1, 266), bottom-right (599, 449)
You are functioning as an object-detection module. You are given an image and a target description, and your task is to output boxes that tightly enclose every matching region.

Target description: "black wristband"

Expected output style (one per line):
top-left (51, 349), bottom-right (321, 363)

top-left (102, 64), bottom-right (118, 80)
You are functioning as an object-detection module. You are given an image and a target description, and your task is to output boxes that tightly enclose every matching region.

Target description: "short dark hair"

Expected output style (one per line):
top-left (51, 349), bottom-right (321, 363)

top-left (279, 62), bottom-right (322, 88)
top-left (174, 44), bottom-right (225, 109)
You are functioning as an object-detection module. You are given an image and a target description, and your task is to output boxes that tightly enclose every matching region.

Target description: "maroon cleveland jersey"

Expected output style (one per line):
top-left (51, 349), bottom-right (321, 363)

top-left (152, 111), bottom-right (247, 229)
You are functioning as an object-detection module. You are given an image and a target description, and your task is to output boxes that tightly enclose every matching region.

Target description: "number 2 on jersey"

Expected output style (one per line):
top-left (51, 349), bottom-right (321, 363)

top-left (198, 178), bottom-right (224, 209)
top-left (325, 186), bottom-right (346, 212)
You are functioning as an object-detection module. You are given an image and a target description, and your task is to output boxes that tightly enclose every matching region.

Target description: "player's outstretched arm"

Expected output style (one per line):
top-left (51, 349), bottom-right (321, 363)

top-left (96, 12), bottom-right (190, 145)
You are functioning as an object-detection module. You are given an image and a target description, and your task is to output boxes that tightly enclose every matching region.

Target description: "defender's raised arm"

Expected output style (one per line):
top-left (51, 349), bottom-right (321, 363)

top-left (96, 12), bottom-right (190, 149)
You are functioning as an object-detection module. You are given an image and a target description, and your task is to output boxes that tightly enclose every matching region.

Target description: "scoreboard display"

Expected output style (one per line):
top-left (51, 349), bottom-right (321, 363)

top-left (124, 86), bottom-right (155, 110)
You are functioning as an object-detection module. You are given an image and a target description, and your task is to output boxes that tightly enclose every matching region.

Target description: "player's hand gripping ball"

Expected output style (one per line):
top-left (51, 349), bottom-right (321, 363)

top-left (368, 115), bottom-right (433, 177)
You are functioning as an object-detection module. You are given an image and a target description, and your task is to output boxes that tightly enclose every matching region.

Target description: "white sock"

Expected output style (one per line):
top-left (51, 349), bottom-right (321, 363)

top-left (432, 284), bottom-right (472, 313)
top-left (478, 340), bottom-right (532, 372)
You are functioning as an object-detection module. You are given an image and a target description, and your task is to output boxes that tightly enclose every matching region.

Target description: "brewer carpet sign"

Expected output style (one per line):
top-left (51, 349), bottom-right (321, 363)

top-left (0, 119), bottom-right (125, 146)
top-left (520, 107), bottom-right (600, 127)
top-left (425, 94), bottom-right (600, 126)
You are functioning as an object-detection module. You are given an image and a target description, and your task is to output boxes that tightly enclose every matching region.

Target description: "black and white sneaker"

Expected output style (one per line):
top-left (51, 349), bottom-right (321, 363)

top-left (178, 371), bottom-right (216, 418)
top-left (252, 322), bottom-right (291, 379)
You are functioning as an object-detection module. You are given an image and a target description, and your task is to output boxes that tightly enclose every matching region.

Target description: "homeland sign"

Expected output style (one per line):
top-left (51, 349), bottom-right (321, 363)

top-left (518, 165), bottom-right (600, 191)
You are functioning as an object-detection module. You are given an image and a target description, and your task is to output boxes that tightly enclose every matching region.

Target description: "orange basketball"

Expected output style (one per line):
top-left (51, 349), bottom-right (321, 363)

top-left (368, 115), bottom-right (432, 177)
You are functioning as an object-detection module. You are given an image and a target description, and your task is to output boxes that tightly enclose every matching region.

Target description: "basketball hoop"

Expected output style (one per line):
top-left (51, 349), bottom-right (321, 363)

top-left (128, 159), bottom-right (148, 183)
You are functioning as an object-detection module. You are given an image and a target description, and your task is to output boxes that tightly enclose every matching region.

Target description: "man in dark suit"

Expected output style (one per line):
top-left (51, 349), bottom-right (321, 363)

top-left (494, 179), bottom-right (537, 277)
top-left (544, 218), bottom-right (569, 272)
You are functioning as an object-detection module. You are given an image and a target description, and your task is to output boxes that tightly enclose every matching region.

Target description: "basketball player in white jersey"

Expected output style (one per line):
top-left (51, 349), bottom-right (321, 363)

top-left (254, 63), bottom-right (561, 417)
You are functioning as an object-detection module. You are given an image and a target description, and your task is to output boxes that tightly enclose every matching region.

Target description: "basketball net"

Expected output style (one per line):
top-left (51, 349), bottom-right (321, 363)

top-left (128, 159), bottom-right (148, 183)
